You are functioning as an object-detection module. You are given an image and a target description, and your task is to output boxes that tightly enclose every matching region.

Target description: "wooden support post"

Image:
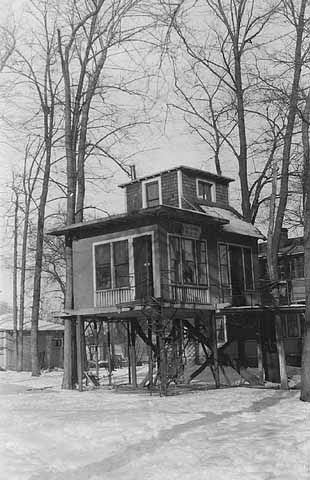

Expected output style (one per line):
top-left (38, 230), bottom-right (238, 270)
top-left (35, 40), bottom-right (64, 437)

top-left (127, 321), bottom-right (131, 384)
top-left (148, 318), bottom-right (153, 394)
top-left (178, 319), bottom-right (184, 381)
top-left (157, 314), bottom-right (167, 396)
top-left (76, 316), bottom-right (83, 392)
top-left (107, 320), bottom-right (113, 386)
top-left (256, 316), bottom-right (265, 384)
top-left (46, 335), bottom-right (52, 370)
top-left (94, 320), bottom-right (99, 379)
top-left (211, 311), bottom-right (220, 389)
top-left (130, 320), bottom-right (137, 388)
top-left (82, 320), bottom-right (87, 371)
top-left (62, 318), bottom-right (73, 389)
top-left (238, 339), bottom-right (246, 370)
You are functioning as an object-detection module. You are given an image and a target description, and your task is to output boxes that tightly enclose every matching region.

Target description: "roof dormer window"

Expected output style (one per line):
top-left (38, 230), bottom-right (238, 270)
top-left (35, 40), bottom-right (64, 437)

top-left (196, 179), bottom-right (215, 202)
top-left (142, 177), bottom-right (162, 208)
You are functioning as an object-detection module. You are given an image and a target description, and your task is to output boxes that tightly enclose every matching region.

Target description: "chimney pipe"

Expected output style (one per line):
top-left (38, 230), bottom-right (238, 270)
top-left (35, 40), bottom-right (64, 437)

top-left (130, 165), bottom-right (136, 181)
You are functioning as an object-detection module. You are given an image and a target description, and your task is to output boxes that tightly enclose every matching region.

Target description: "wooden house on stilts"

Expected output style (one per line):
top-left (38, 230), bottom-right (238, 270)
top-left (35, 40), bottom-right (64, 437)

top-left (51, 166), bottom-right (269, 393)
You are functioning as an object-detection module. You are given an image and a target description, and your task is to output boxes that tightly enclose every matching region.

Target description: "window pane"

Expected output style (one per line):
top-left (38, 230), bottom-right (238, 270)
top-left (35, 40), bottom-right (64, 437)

top-left (146, 181), bottom-right (159, 207)
top-left (300, 313), bottom-right (305, 337)
top-left (243, 248), bottom-right (254, 290)
top-left (290, 256), bottom-right (304, 279)
top-left (278, 258), bottom-right (289, 281)
top-left (113, 240), bottom-right (128, 264)
top-left (219, 244), bottom-right (230, 286)
top-left (169, 236), bottom-right (181, 283)
top-left (198, 180), bottom-right (212, 201)
top-left (95, 243), bottom-right (110, 265)
top-left (197, 241), bottom-right (208, 285)
top-left (113, 240), bottom-right (129, 288)
top-left (287, 314), bottom-right (299, 337)
top-left (95, 244), bottom-right (111, 289)
top-left (182, 239), bottom-right (196, 284)
top-left (216, 316), bottom-right (227, 344)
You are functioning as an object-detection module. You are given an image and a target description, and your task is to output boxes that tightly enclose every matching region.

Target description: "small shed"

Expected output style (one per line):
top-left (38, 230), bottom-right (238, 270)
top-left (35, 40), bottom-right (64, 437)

top-left (0, 314), bottom-right (64, 371)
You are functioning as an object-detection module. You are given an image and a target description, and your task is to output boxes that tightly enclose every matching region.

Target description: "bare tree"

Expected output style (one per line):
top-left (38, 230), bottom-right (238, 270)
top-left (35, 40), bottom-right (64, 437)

top-left (301, 85), bottom-right (310, 401)
top-left (0, 25), bottom-right (16, 72)
top-left (164, 0), bottom-right (279, 221)
top-left (10, 0), bottom-right (61, 376)
top-left (57, 0), bottom-right (156, 389)
top-left (265, 0), bottom-right (309, 389)
top-left (12, 176), bottom-right (19, 369)
top-left (14, 140), bottom-right (42, 370)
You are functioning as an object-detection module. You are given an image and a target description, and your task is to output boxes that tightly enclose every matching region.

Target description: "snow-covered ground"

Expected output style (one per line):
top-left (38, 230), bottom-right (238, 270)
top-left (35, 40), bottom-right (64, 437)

top-left (0, 370), bottom-right (309, 480)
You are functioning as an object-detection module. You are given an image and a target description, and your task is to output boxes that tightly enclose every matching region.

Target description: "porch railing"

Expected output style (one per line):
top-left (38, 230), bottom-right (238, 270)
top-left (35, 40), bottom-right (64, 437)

top-left (96, 287), bottom-right (135, 307)
top-left (169, 285), bottom-right (210, 304)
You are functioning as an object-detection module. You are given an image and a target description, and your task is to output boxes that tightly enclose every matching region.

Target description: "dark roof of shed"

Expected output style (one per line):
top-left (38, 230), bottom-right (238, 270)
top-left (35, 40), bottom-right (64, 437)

top-left (0, 314), bottom-right (64, 331)
top-left (49, 204), bottom-right (229, 237)
top-left (258, 236), bottom-right (303, 257)
top-left (119, 165), bottom-right (234, 188)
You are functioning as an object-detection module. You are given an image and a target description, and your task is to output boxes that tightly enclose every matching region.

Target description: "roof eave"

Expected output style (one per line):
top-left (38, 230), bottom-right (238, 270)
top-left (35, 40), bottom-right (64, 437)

top-left (48, 205), bottom-right (229, 237)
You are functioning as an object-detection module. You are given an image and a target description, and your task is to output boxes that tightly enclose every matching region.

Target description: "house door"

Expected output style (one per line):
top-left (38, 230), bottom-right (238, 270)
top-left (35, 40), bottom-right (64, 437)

top-left (229, 245), bottom-right (245, 306)
top-left (133, 235), bottom-right (154, 300)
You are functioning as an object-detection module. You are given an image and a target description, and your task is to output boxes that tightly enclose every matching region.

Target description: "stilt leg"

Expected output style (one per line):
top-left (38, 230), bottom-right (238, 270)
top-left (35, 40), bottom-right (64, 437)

top-left (211, 312), bottom-right (220, 389)
top-left (127, 321), bottom-right (131, 384)
top-left (148, 318), bottom-right (153, 394)
top-left (76, 315), bottom-right (83, 392)
top-left (107, 320), bottom-right (113, 386)
top-left (129, 320), bottom-right (137, 388)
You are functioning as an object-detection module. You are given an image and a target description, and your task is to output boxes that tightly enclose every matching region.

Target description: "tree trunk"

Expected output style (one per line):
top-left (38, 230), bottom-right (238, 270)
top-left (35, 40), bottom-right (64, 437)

top-left (31, 143), bottom-right (52, 376)
top-left (234, 51), bottom-right (251, 221)
top-left (301, 85), bottom-right (310, 401)
top-left (13, 189), bottom-right (18, 370)
top-left (17, 191), bottom-right (31, 371)
top-left (266, 0), bottom-right (307, 390)
top-left (62, 235), bottom-right (74, 389)
top-left (31, 45), bottom-right (55, 376)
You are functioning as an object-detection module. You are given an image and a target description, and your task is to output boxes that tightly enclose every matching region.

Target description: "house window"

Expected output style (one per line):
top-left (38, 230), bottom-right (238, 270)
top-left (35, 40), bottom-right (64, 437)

top-left (216, 316), bottom-right (227, 345)
top-left (143, 178), bottom-right (161, 208)
top-left (219, 244), bottom-right (230, 287)
top-left (52, 338), bottom-right (63, 348)
top-left (289, 255), bottom-right (304, 279)
top-left (95, 240), bottom-right (129, 290)
top-left (197, 179), bottom-right (215, 202)
top-left (218, 243), bottom-right (254, 292)
top-left (169, 235), bottom-right (208, 286)
top-left (95, 243), bottom-right (112, 289)
top-left (243, 248), bottom-right (254, 290)
top-left (285, 314), bottom-right (300, 337)
top-left (113, 240), bottom-right (130, 288)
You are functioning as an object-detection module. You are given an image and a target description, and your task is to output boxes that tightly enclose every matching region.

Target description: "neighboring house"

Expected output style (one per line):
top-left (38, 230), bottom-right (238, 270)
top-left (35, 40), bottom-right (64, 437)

top-left (0, 314), bottom-right (64, 371)
top-left (258, 229), bottom-right (305, 367)
top-left (51, 166), bottom-right (265, 391)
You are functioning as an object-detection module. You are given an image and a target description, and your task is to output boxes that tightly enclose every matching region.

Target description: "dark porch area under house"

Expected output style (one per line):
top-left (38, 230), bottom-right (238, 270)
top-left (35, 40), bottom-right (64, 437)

top-left (58, 299), bottom-right (275, 396)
